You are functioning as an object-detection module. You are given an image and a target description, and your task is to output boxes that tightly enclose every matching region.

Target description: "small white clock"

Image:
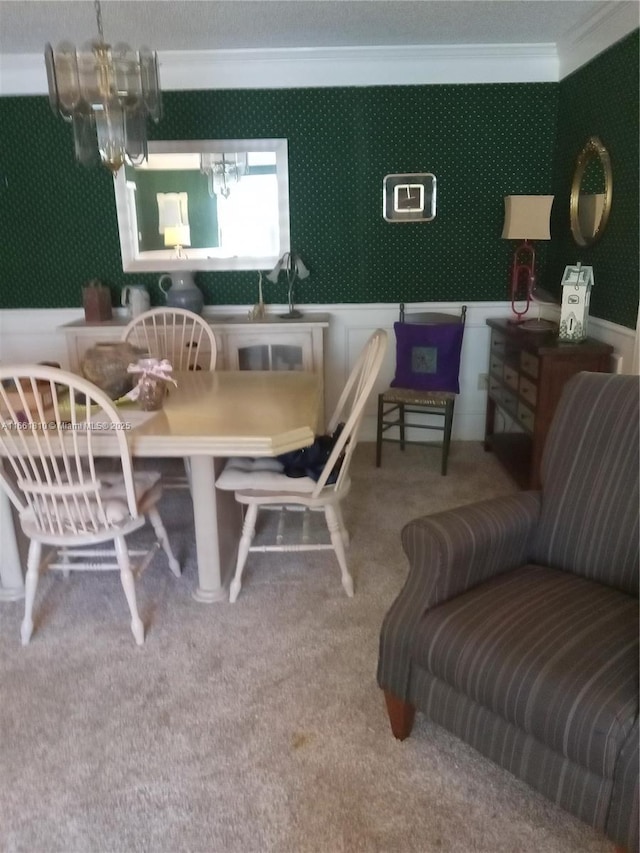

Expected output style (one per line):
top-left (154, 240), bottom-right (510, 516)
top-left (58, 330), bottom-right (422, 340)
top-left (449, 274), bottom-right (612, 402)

top-left (393, 183), bottom-right (425, 213)
top-left (383, 173), bottom-right (436, 222)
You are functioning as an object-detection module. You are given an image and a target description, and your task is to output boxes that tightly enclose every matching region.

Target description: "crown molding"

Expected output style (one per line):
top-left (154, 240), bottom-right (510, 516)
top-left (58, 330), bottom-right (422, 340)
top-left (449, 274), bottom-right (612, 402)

top-left (0, 43), bottom-right (558, 96)
top-left (2, 4), bottom-right (637, 101)
top-left (557, 1), bottom-right (639, 79)
top-left (158, 44), bottom-right (559, 89)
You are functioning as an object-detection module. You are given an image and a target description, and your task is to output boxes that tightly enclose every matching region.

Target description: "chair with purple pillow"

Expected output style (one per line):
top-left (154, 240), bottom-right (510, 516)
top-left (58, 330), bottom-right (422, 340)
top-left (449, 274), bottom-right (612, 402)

top-left (376, 304), bottom-right (466, 475)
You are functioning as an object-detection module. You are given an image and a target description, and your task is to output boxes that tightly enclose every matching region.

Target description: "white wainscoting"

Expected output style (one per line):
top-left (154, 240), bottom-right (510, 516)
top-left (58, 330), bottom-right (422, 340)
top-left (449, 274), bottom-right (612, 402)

top-left (322, 302), bottom-right (514, 442)
top-left (0, 302), bottom-right (636, 443)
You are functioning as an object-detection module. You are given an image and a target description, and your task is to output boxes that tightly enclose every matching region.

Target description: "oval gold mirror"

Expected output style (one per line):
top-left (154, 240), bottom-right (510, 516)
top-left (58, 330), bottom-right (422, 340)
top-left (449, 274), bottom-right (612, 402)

top-left (570, 136), bottom-right (612, 247)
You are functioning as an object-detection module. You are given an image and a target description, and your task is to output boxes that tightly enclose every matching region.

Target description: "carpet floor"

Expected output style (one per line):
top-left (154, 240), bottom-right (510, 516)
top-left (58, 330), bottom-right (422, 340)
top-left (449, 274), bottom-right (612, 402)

top-left (0, 442), bottom-right (614, 853)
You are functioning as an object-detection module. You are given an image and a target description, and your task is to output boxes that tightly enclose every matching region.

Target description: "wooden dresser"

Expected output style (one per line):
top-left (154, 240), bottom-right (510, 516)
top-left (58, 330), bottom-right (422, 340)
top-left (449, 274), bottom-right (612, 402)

top-left (484, 318), bottom-right (613, 489)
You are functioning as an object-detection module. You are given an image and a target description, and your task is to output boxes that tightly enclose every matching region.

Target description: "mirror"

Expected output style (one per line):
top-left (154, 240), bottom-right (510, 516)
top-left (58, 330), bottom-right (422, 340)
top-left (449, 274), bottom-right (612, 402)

top-left (570, 136), bottom-right (612, 247)
top-left (114, 139), bottom-right (290, 272)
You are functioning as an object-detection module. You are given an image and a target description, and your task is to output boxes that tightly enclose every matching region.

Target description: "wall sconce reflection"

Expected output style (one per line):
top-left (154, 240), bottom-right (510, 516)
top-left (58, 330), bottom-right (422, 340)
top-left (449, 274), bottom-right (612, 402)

top-left (164, 225), bottom-right (191, 260)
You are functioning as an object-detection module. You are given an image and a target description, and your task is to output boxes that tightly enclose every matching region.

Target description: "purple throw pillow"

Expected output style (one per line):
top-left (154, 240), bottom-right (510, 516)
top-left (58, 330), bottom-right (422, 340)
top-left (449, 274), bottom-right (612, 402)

top-left (390, 321), bottom-right (464, 393)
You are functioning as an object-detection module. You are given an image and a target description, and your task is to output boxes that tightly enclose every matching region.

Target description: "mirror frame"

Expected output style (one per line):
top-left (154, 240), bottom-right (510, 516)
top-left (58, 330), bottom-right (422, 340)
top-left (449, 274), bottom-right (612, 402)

top-left (569, 136), bottom-right (613, 247)
top-left (113, 138), bottom-right (290, 272)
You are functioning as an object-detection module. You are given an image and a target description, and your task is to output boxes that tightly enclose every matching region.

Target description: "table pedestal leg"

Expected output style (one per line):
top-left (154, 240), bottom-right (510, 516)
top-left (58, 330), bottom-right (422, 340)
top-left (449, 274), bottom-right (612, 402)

top-left (189, 456), bottom-right (242, 603)
top-left (0, 490), bottom-right (25, 601)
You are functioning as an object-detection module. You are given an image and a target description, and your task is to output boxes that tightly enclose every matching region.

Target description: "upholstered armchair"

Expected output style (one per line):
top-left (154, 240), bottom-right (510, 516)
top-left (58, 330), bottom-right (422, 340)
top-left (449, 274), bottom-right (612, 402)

top-left (377, 372), bottom-right (639, 852)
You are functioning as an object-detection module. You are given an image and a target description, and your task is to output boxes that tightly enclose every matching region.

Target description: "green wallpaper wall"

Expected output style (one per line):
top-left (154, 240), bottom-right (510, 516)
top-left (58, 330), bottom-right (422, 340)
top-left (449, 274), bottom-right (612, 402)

top-left (0, 83), bottom-right (558, 311)
top-left (0, 37), bottom-right (636, 327)
top-left (550, 30), bottom-right (639, 329)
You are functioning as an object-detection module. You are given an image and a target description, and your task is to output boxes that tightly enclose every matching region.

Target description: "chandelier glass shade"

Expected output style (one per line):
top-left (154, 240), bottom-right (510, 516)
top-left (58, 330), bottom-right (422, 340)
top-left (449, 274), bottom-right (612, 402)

top-left (44, 0), bottom-right (162, 174)
top-left (200, 153), bottom-right (248, 198)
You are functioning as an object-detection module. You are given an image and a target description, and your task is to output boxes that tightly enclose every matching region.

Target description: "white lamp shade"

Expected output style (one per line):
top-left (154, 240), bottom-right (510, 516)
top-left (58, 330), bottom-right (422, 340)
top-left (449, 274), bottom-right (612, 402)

top-left (294, 256), bottom-right (310, 280)
top-left (164, 225), bottom-right (191, 248)
top-left (502, 195), bottom-right (554, 241)
top-left (265, 256), bottom-right (284, 283)
top-left (266, 253), bottom-right (310, 282)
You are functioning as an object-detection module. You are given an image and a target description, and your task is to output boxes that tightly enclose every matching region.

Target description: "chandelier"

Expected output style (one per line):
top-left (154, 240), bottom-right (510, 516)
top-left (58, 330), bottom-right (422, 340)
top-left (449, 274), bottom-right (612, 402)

top-left (200, 153), bottom-right (248, 198)
top-left (44, 0), bottom-right (162, 174)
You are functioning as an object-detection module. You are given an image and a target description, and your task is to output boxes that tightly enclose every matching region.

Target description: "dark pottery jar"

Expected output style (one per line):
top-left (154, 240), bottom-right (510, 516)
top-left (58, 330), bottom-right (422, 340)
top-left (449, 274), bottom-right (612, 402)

top-left (81, 342), bottom-right (147, 399)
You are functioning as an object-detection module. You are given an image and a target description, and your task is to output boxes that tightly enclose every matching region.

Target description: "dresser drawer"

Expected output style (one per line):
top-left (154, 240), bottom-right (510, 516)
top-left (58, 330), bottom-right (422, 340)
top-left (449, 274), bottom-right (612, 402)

top-left (517, 401), bottom-right (535, 433)
top-left (503, 389), bottom-right (518, 417)
top-left (490, 378), bottom-right (518, 417)
top-left (503, 365), bottom-right (519, 391)
top-left (491, 332), bottom-right (506, 355)
top-left (489, 378), bottom-right (508, 409)
top-left (520, 350), bottom-right (539, 379)
top-left (519, 376), bottom-right (538, 408)
top-left (489, 354), bottom-right (504, 377)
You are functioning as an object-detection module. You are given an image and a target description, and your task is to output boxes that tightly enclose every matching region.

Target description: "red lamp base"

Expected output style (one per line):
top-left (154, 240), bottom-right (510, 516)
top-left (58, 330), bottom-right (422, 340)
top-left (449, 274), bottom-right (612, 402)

top-left (509, 240), bottom-right (536, 321)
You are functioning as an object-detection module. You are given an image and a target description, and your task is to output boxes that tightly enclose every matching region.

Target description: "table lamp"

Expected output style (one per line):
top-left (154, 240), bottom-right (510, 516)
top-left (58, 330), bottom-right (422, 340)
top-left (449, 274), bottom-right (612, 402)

top-left (502, 195), bottom-right (554, 322)
top-left (164, 225), bottom-right (191, 260)
top-left (266, 252), bottom-right (310, 319)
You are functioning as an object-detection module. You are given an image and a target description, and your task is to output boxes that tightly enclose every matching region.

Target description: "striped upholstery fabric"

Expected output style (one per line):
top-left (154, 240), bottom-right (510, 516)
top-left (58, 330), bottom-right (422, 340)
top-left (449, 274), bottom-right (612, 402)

top-left (410, 668), bottom-right (614, 831)
top-left (533, 373), bottom-right (639, 595)
top-left (377, 372), bottom-right (639, 851)
top-left (607, 719), bottom-right (639, 853)
top-left (412, 564), bottom-right (638, 777)
top-left (377, 491), bottom-right (542, 699)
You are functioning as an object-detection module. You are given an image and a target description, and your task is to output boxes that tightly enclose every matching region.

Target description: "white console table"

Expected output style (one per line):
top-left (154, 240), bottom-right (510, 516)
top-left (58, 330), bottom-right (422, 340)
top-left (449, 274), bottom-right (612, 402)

top-left (60, 312), bottom-right (329, 423)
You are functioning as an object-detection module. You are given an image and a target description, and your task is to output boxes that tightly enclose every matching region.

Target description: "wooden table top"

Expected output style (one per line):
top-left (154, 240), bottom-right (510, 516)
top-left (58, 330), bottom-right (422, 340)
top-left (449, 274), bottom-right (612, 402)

top-left (125, 369), bottom-right (322, 458)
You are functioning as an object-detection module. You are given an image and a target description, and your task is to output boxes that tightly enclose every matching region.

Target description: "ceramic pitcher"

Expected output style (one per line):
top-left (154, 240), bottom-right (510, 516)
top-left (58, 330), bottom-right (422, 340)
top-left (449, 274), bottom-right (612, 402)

top-left (158, 272), bottom-right (204, 315)
top-left (121, 284), bottom-right (150, 318)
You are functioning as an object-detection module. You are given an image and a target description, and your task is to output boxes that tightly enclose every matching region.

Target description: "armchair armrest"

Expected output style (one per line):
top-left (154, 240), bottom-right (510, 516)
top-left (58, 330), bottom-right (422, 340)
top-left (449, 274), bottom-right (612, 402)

top-left (377, 491), bottom-right (541, 700)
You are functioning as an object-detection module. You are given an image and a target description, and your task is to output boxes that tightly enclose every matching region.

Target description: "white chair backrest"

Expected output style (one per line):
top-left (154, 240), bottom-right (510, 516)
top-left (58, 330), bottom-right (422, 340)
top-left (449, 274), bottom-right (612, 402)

top-left (314, 329), bottom-right (388, 496)
top-left (122, 308), bottom-right (217, 371)
top-left (0, 365), bottom-right (137, 538)
top-left (399, 303), bottom-right (467, 325)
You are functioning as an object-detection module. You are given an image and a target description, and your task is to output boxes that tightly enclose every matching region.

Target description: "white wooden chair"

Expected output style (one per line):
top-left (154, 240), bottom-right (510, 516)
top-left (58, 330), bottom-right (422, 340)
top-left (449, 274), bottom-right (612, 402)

top-left (0, 365), bottom-right (180, 646)
top-left (216, 329), bottom-right (388, 602)
top-left (122, 307), bottom-right (217, 372)
top-left (123, 307), bottom-right (217, 489)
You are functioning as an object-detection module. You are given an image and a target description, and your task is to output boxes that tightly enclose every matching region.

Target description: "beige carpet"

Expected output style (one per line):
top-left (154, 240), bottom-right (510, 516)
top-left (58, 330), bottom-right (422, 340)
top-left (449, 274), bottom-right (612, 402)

top-left (0, 443), bottom-right (614, 853)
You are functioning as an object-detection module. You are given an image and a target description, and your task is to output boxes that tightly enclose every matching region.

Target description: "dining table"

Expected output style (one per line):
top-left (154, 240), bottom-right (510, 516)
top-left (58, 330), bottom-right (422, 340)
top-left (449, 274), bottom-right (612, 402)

top-left (0, 369), bottom-right (322, 604)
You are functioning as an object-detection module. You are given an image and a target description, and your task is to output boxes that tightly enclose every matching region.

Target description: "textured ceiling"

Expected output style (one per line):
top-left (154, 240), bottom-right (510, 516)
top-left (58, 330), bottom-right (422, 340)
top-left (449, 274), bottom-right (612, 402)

top-left (0, 1), bottom-right (613, 54)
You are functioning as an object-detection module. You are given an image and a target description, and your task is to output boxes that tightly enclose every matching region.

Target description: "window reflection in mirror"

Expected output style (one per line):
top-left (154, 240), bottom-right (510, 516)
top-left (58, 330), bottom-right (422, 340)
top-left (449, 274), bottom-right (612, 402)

top-left (577, 155), bottom-right (606, 240)
top-left (569, 136), bottom-right (612, 248)
top-left (114, 139), bottom-right (290, 272)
